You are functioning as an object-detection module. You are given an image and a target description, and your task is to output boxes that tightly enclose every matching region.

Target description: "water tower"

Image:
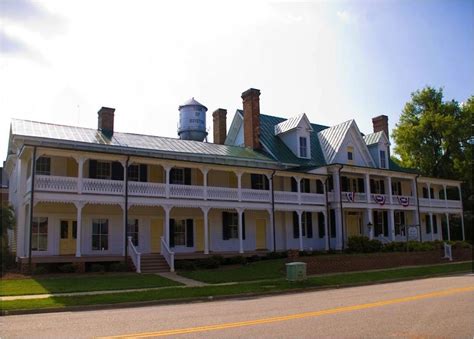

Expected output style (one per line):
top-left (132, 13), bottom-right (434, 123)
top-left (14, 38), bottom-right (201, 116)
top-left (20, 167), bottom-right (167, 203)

top-left (178, 97), bottom-right (208, 141)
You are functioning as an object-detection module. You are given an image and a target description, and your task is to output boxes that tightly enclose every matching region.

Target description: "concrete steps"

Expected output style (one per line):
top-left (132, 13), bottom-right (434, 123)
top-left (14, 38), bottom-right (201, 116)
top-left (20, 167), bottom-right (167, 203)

top-left (139, 254), bottom-right (170, 273)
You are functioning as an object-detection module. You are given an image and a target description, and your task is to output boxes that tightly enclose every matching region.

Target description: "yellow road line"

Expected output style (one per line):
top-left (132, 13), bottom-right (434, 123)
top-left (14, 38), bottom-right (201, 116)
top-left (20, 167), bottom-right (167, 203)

top-left (101, 285), bottom-right (474, 338)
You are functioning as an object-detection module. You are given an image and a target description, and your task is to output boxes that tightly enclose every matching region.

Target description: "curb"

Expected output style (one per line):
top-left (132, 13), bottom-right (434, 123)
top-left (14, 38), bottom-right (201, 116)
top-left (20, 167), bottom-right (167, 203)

top-left (2, 270), bottom-right (471, 316)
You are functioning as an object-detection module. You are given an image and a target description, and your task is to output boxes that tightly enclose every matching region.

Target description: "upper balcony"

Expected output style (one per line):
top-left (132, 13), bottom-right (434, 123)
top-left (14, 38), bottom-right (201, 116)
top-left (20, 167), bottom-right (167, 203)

top-left (27, 155), bottom-right (326, 206)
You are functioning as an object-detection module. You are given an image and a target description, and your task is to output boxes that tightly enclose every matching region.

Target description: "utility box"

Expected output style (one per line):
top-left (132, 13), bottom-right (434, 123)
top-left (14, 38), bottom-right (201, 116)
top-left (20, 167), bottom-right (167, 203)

top-left (286, 262), bottom-right (307, 281)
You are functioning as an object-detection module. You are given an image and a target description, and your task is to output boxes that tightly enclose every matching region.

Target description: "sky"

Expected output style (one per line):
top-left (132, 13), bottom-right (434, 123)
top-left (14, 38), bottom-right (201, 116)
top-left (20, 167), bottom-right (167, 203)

top-left (1, 0), bottom-right (473, 161)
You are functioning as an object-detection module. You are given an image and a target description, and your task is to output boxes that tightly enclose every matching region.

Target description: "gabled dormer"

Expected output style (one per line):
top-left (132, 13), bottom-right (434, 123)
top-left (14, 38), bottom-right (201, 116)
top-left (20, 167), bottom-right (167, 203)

top-left (318, 119), bottom-right (375, 167)
top-left (274, 113), bottom-right (313, 159)
top-left (364, 131), bottom-right (390, 169)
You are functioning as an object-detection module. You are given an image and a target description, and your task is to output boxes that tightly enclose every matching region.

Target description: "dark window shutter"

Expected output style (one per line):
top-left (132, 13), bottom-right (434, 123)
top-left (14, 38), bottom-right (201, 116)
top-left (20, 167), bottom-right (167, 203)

top-left (301, 179), bottom-right (310, 193)
top-left (306, 212), bottom-right (313, 238)
top-left (139, 164), bottom-right (147, 182)
top-left (341, 176), bottom-right (348, 192)
top-left (222, 212), bottom-right (230, 240)
top-left (422, 187), bottom-right (428, 198)
top-left (242, 212), bottom-right (246, 240)
top-left (89, 160), bottom-right (97, 179)
top-left (291, 177), bottom-right (297, 192)
top-left (383, 211), bottom-right (389, 236)
top-left (316, 180), bottom-right (323, 194)
top-left (370, 179), bottom-right (375, 193)
top-left (184, 168), bottom-right (192, 185)
top-left (264, 176), bottom-right (269, 190)
top-left (111, 162), bottom-right (124, 180)
top-left (433, 215), bottom-right (438, 234)
top-left (250, 174), bottom-right (257, 189)
top-left (169, 219), bottom-right (175, 247)
top-left (186, 219), bottom-right (194, 247)
top-left (330, 209), bottom-right (336, 237)
top-left (169, 168), bottom-right (176, 184)
top-left (358, 178), bottom-right (365, 193)
top-left (426, 215), bottom-right (431, 233)
top-left (380, 180), bottom-right (385, 194)
top-left (398, 182), bottom-right (402, 195)
top-left (293, 212), bottom-right (299, 238)
top-left (318, 212), bottom-right (325, 238)
top-left (430, 188), bottom-right (434, 199)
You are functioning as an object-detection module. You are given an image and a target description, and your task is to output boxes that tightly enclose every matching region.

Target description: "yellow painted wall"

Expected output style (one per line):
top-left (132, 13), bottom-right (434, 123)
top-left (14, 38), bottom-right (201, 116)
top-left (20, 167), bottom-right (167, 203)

top-left (149, 165), bottom-right (163, 183)
top-left (195, 219), bottom-right (204, 251)
top-left (256, 219), bottom-right (266, 249)
top-left (150, 218), bottom-right (163, 253)
top-left (193, 168), bottom-right (203, 186)
top-left (67, 158), bottom-right (78, 177)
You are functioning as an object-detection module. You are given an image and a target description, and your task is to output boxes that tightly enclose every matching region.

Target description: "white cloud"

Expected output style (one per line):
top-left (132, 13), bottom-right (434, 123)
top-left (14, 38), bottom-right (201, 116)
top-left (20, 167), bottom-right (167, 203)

top-left (337, 9), bottom-right (359, 25)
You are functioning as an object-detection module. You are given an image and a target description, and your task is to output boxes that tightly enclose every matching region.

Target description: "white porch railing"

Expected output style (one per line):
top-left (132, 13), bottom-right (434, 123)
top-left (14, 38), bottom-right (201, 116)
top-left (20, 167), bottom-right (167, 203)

top-left (446, 200), bottom-right (462, 208)
top-left (392, 195), bottom-right (415, 207)
top-left (35, 175), bottom-right (78, 193)
top-left (301, 192), bottom-right (326, 204)
top-left (169, 184), bottom-right (205, 199)
top-left (241, 188), bottom-right (271, 202)
top-left (419, 197), bottom-right (462, 209)
top-left (207, 186), bottom-right (239, 201)
top-left (83, 178), bottom-right (124, 195)
top-left (160, 236), bottom-right (174, 272)
top-left (274, 191), bottom-right (299, 204)
top-left (342, 192), bottom-right (367, 203)
top-left (129, 181), bottom-right (166, 197)
top-left (127, 236), bottom-right (141, 273)
top-left (370, 193), bottom-right (390, 205)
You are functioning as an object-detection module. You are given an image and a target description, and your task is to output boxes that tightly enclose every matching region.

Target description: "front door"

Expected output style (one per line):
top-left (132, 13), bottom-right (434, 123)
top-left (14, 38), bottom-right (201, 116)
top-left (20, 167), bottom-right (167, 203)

top-left (150, 218), bottom-right (163, 253)
top-left (256, 219), bottom-right (266, 250)
top-left (346, 213), bottom-right (362, 237)
top-left (59, 220), bottom-right (77, 255)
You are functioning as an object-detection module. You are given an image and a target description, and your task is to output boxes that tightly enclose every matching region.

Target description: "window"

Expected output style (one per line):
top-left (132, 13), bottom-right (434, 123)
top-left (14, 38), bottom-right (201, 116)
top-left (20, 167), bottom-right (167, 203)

top-left (433, 215), bottom-right (438, 234)
top-left (170, 219), bottom-right (194, 247)
top-left (425, 215), bottom-right (431, 234)
top-left (299, 137), bottom-right (308, 158)
top-left (128, 164), bottom-right (148, 182)
top-left (318, 212), bottom-right (325, 238)
top-left (380, 150), bottom-right (387, 168)
top-left (170, 168), bottom-right (191, 185)
top-left (373, 211), bottom-right (388, 237)
top-left (60, 220), bottom-right (68, 239)
top-left (127, 219), bottom-right (139, 246)
top-left (370, 179), bottom-right (385, 194)
top-left (300, 178), bottom-right (311, 193)
top-left (392, 181), bottom-right (403, 195)
top-left (394, 211), bottom-right (406, 236)
top-left (330, 209), bottom-right (336, 238)
top-left (174, 219), bottom-right (186, 246)
top-left (292, 212), bottom-right (313, 238)
top-left (347, 146), bottom-right (354, 162)
top-left (96, 161), bottom-right (111, 179)
top-left (92, 219), bottom-right (108, 250)
top-left (251, 174), bottom-right (269, 190)
top-left (223, 212), bottom-right (239, 240)
top-left (32, 217), bottom-right (48, 251)
top-left (35, 157), bottom-right (51, 175)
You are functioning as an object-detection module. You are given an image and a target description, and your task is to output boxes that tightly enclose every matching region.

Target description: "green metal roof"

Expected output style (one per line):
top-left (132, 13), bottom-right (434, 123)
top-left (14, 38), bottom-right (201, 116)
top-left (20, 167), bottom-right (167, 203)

top-left (363, 131), bottom-right (384, 146)
top-left (258, 113), bottom-right (328, 167)
top-left (11, 119), bottom-right (277, 166)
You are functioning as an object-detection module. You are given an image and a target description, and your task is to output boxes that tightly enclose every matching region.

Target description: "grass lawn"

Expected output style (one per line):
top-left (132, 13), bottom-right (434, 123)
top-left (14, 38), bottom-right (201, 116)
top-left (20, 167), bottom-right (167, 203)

top-left (2, 261), bottom-right (471, 312)
top-left (0, 273), bottom-right (181, 297)
top-left (179, 258), bottom-right (287, 283)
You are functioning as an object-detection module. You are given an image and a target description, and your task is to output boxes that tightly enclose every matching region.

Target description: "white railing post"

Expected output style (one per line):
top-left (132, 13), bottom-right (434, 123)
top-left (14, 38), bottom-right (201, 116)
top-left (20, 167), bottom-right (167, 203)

top-left (201, 207), bottom-right (210, 254)
top-left (387, 176), bottom-right (392, 205)
top-left (445, 213), bottom-right (450, 241)
top-left (202, 168), bottom-right (208, 200)
top-left (75, 201), bottom-right (84, 257)
top-left (160, 236), bottom-right (175, 272)
top-left (128, 236), bottom-right (141, 273)
top-left (365, 173), bottom-right (371, 203)
top-left (165, 166), bottom-right (171, 199)
top-left (236, 171), bottom-right (243, 202)
top-left (294, 176), bottom-right (302, 205)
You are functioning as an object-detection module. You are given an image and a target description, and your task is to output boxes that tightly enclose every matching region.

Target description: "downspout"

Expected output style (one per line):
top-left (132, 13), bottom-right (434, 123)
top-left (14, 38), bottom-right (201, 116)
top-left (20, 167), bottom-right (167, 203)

top-left (28, 146), bottom-right (37, 272)
top-left (337, 164), bottom-right (345, 250)
top-left (124, 156), bottom-right (130, 263)
top-left (414, 174), bottom-right (422, 242)
top-left (324, 176), bottom-right (330, 251)
top-left (270, 170), bottom-right (276, 252)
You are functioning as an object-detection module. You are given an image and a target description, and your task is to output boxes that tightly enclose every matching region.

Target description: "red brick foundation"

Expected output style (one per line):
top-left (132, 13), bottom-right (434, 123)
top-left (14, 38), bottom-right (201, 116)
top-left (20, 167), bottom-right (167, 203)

top-left (298, 249), bottom-right (472, 275)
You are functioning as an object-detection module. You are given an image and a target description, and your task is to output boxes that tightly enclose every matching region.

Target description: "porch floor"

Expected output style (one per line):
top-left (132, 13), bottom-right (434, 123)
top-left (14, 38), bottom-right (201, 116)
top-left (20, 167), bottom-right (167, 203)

top-left (174, 250), bottom-right (270, 260)
top-left (18, 255), bottom-right (125, 264)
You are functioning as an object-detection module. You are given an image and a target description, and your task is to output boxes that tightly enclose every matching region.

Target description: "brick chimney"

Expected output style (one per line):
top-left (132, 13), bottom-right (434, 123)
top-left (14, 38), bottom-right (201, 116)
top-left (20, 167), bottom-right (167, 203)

top-left (212, 108), bottom-right (227, 145)
top-left (242, 88), bottom-right (261, 150)
top-left (98, 107), bottom-right (115, 137)
top-left (372, 115), bottom-right (389, 139)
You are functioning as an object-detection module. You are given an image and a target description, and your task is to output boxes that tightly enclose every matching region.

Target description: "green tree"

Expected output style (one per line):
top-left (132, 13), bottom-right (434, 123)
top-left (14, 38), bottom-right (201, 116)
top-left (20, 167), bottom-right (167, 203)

top-left (392, 87), bottom-right (473, 241)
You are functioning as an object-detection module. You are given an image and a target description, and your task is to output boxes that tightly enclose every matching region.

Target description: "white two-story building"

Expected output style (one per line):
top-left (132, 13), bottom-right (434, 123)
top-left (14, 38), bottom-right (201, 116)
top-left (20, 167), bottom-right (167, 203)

top-left (4, 88), bottom-right (465, 272)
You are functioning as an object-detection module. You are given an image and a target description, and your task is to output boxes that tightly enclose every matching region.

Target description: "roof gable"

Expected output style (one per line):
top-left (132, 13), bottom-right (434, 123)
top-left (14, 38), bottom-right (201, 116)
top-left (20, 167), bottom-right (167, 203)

top-left (363, 131), bottom-right (389, 146)
top-left (274, 113), bottom-right (313, 135)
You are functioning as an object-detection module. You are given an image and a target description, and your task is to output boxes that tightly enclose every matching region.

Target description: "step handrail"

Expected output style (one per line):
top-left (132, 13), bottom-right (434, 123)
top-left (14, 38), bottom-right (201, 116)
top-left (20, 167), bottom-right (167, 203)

top-left (160, 236), bottom-right (175, 272)
top-left (127, 236), bottom-right (141, 273)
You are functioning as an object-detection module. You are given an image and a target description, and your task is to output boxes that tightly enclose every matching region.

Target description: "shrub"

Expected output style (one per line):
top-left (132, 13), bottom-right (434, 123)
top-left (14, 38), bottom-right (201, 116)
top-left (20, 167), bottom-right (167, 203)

top-left (195, 257), bottom-right (220, 269)
top-left (247, 255), bottom-right (261, 263)
top-left (383, 241), bottom-right (407, 252)
top-left (109, 262), bottom-right (129, 272)
top-left (224, 255), bottom-right (247, 265)
top-left (90, 264), bottom-right (105, 272)
top-left (211, 255), bottom-right (225, 265)
top-left (175, 260), bottom-right (197, 271)
top-left (58, 264), bottom-right (76, 273)
top-left (32, 266), bottom-right (48, 275)
top-left (347, 236), bottom-right (383, 253)
top-left (265, 251), bottom-right (287, 260)
top-left (452, 241), bottom-right (472, 249)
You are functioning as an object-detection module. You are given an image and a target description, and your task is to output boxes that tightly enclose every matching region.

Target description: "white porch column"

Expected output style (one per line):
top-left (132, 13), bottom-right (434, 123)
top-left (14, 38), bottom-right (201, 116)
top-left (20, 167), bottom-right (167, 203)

top-left (267, 209), bottom-right (275, 252)
top-left (201, 207), bottom-right (210, 254)
top-left (427, 183), bottom-right (432, 207)
top-left (443, 184), bottom-right (448, 208)
top-left (121, 203), bottom-right (127, 256)
top-left (387, 176), bottom-right (393, 204)
top-left (429, 212), bottom-right (434, 241)
top-left (164, 205), bottom-right (171, 246)
top-left (237, 208), bottom-right (244, 253)
top-left (323, 211), bottom-right (329, 251)
top-left (367, 208), bottom-right (374, 240)
top-left (365, 173), bottom-right (371, 203)
top-left (202, 168), bottom-right (208, 200)
top-left (236, 171), bottom-right (243, 202)
top-left (294, 177), bottom-right (302, 205)
top-left (75, 202), bottom-right (84, 257)
top-left (460, 212), bottom-right (465, 241)
top-left (164, 166), bottom-right (171, 199)
top-left (76, 156), bottom-right (85, 194)
top-left (389, 209), bottom-right (395, 241)
top-left (445, 213), bottom-right (450, 241)
top-left (297, 210), bottom-right (303, 251)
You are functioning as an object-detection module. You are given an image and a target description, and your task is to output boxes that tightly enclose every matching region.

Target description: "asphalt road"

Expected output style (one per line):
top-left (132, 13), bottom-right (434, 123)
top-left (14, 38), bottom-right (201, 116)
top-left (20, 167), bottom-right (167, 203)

top-left (2, 274), bottom-right (474, 338)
